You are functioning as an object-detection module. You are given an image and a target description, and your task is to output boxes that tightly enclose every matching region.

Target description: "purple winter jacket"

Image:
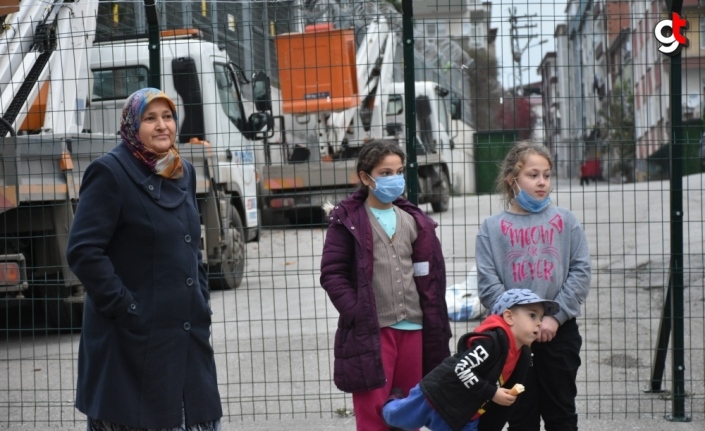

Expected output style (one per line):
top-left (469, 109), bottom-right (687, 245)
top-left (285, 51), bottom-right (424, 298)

top-left (320, 189), bottom-right (452, 393)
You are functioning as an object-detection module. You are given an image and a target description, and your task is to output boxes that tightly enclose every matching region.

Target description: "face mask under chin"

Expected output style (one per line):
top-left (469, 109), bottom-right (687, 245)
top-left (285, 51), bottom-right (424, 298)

top-left (513, 181), bottom-right (551, 213)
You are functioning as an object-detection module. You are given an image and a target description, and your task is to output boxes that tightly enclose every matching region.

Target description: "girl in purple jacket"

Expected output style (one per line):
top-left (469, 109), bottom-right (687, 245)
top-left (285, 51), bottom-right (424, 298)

top-left (320, 139), bottom-right (451, 431)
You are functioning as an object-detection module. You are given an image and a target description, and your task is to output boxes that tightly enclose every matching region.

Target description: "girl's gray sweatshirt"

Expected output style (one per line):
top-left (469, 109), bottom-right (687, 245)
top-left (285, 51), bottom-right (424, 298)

top-left (476, 206), bottom-right (591, 324)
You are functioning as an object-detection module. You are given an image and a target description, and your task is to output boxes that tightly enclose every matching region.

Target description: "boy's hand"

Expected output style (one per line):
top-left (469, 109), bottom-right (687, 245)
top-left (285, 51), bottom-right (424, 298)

top-left (491, 388), bottom-right (517, 406)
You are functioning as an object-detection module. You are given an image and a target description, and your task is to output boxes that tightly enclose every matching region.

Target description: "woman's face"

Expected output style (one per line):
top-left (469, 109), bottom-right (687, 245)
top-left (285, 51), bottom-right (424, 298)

top-left (138, 99), bottom-right (176, 153)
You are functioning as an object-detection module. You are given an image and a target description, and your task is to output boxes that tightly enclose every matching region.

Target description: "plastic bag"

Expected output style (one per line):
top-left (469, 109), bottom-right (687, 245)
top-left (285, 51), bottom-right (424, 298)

top-left (446, 266), bottom-right (488, 321)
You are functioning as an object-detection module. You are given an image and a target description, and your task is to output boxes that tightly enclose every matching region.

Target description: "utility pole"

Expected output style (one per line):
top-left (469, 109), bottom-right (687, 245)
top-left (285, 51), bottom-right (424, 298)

top-left (508, 7), bottom-right (539, 96)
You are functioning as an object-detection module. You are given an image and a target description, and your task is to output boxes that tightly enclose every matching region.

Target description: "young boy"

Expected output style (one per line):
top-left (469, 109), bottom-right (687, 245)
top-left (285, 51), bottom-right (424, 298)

top-left (382, 289), bottom-right (560, 431)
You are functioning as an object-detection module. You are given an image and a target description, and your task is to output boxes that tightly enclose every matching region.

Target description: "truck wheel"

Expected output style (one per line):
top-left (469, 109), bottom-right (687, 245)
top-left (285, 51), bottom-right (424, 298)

top-left (209, 206), bottom-right (245, 290)
top-left (431, 170), bottom-right (451, 213)
top-left (35, 284), bottom-right (83, 331)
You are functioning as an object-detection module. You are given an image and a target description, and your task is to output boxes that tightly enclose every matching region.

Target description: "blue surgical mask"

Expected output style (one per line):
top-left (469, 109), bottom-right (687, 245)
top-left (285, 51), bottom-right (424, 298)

top-left (369, 174), bottom-right (405, 203)
top-left (514, 181), bottom-right (551, 213)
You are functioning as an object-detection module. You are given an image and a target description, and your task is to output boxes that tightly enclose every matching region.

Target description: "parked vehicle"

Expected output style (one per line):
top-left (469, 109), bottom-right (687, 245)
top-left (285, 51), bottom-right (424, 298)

top-left (0, 0), bottom-right (272, 329)
top-left (257, 18), bottom-right (460, 224)
top-left (88, 29), bottom-right (272, 289)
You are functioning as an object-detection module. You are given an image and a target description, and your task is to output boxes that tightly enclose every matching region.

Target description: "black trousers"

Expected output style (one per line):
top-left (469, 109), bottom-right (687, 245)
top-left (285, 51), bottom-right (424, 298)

top-left (477, 319), bottom-right (582, 431)
top-left (507, 318), bottom-right (582, 431)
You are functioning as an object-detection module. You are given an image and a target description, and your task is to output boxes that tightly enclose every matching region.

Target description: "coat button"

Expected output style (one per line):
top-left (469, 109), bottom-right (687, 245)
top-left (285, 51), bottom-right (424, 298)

top-left (184, 235), bottom-right (191, 243)
top-left (186, 278), bottom-right (194, 286)
top-left (183, 322), bottom-right (191, 331)
top-left (148, 185), bottom-right (154, 191)
top-left (130, 303), bottom-right (137, 310)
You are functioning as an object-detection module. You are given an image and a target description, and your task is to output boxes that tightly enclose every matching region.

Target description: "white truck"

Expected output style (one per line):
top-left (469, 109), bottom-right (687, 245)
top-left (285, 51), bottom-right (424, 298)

top-left (257, 18), bottom-right (459, 224)
top-left (87, 28), bottom-right (271, 287)
top-left (0, 0), bottom-right (272, 329)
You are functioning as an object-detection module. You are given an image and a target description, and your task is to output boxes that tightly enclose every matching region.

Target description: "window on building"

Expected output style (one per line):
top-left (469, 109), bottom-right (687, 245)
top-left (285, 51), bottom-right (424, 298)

top-left (463, 21), bottom-right (485, 48)
top-left (635, 83), bottom-right (640, 109)
top-left (436, 22), bottom-right (449, 37)
top-left (95, 1), bottom-right (142, 40)
top-left (623, 38), bottom-right (632, 63)
top-left (700, 17), bottom-right (705, 48)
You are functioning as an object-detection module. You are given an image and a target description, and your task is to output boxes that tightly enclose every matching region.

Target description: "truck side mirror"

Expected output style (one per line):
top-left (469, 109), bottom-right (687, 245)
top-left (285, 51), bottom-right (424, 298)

top-left (450, 97), bottom-right (462, 120)
top-left (252, 71), bottom-right (272, 112)
top-left (386, 122), bottom-right (403, 137)
top-left (246, 111), bottom-right (274, 140)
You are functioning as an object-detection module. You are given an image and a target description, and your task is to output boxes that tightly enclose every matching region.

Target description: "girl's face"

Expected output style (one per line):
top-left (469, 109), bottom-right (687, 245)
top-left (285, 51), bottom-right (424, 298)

top-left (138, 99), bottom-right (176, 153)
top-left (510, 153), bottom-right (551, 210)
top-left (360, 154), bottom-right (404, 208)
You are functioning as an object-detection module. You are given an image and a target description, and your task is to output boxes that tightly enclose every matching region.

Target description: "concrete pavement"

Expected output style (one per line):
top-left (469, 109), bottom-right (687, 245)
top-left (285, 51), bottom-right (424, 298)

top-left (2, 175), bottom-right (704, 430)
top-left (2, 416), bottom-right (704, 430)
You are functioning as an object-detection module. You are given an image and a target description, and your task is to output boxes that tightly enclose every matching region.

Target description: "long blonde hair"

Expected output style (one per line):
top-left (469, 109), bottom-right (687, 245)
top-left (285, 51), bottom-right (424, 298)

top-left (495, 141), bottom-right (553, 206)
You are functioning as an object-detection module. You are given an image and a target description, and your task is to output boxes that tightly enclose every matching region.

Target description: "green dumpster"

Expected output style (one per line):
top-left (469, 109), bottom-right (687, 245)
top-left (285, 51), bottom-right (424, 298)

top-left (474, 130), bottom-right (517, 194)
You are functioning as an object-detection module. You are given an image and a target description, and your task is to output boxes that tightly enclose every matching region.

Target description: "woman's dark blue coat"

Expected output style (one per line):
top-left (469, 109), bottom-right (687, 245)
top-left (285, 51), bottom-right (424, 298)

top-left (66, 143), bottom-right (222, 428)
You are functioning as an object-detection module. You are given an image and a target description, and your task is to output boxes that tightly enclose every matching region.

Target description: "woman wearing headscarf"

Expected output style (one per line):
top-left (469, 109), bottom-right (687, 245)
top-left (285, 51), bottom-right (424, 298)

top-left (67, 88), bottom-right (222, 430)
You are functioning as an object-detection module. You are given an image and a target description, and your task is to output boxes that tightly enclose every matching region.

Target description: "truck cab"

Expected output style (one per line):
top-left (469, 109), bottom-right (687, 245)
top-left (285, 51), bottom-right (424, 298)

top-left (87, 30), bottom-right (272, 291)
top-left (87, 31), bottom-right (261, 242)
top-left (388, 81), bottom-right (454, 158)
top-left (1, 2), bottom-right (272, 329)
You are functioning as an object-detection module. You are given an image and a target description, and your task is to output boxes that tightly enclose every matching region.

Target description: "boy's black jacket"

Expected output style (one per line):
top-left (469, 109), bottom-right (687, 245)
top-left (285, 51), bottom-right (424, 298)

top-left (419, 327), bottom-right (531, 431)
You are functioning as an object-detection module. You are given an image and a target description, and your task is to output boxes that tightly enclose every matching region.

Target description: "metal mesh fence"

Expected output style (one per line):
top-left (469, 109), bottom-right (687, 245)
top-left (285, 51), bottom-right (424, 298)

top-left (1, 0), bottom-right (704, 426)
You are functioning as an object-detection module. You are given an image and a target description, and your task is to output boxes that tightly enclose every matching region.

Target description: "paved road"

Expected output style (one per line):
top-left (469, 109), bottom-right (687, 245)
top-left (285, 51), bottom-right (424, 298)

top-left (1, 416), bottom-right (703, 430)
top-left (2, 175), bottom-right (704, 428)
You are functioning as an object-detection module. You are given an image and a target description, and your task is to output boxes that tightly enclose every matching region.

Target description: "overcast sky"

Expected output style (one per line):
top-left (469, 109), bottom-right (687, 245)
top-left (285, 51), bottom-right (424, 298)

top-left (490, 1), bottom-right (570, 89)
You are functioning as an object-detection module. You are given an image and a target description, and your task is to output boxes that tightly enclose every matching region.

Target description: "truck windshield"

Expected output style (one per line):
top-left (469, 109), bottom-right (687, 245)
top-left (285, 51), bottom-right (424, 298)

top-left (214, 63), bottom-right (246, 132)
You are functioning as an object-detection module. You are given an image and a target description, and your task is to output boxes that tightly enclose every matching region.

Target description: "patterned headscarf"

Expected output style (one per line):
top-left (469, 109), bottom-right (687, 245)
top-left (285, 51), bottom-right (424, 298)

top-left (120, 88), bottom-right (183, 179)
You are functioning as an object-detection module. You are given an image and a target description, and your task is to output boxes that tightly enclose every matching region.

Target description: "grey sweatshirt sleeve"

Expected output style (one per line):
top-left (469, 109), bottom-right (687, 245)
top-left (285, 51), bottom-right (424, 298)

top-left (476, 219), bottom-right (506, 311)
top-left (552, 214), bottom-right (591, 324)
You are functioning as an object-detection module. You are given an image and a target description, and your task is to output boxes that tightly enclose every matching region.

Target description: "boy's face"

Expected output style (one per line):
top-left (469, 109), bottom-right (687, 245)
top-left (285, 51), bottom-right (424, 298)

top-left (505, 303), bottom-right (545, 347)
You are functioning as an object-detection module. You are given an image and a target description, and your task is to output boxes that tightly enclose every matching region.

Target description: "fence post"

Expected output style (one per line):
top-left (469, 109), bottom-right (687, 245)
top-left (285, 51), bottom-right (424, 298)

top-left (144, 0), bottom-right (160, 89)
top-left (402, 0), bottom-right (418, 205)
top-left (664, 0), bottom-right (688, 422)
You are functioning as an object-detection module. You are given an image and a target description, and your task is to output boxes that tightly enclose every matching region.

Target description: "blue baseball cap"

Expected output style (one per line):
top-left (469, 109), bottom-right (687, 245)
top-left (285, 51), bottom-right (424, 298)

top-left (491, 289), bottom-right (560, 316)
